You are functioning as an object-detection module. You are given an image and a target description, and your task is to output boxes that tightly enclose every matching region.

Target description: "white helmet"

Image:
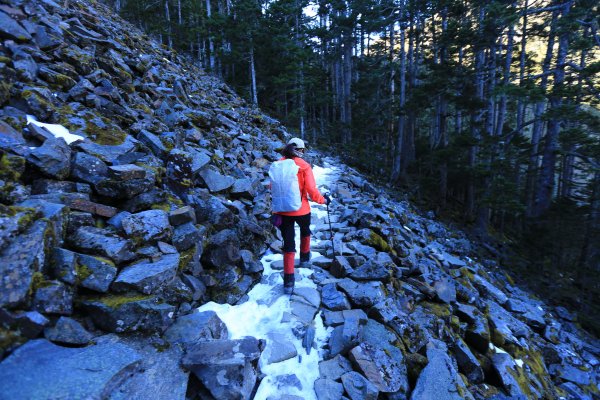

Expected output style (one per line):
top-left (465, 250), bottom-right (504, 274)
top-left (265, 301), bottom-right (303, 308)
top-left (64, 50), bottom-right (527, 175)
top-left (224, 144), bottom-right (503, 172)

top-left (287, 137), bottom-right (305, 149)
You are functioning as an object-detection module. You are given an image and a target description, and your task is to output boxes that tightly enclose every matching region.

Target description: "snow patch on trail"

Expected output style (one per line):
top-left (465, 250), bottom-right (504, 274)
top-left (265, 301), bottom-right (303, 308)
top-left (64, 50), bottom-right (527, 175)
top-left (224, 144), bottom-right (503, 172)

top-left (198, 161), bottom-right (340, 400)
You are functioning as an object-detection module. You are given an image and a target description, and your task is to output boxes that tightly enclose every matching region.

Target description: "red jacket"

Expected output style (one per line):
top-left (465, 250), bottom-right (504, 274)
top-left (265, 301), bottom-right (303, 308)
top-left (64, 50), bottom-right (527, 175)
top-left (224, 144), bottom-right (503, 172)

top-left (275, 156), bottom-right (325, 216)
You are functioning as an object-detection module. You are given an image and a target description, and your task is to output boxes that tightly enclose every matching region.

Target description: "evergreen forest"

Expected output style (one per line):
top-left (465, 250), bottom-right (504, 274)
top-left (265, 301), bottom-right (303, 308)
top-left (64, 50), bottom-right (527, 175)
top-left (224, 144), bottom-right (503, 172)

top-left (113, 0), bottom-right (599, 334)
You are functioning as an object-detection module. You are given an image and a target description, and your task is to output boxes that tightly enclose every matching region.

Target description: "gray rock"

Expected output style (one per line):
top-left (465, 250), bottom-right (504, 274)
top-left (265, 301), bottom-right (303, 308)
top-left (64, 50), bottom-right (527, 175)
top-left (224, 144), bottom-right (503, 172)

top-left (348, 260), bottom-right (390, 282)
top-left (314, 378), bottom-right (344, 400)
top-left (450, 337), bottom-right (484, 384)
top-left (0, 11), bottom-right (32, 42)
top-left (491, 353), bottom-right (529, 398)
top-left (189, 190), bottom-right (235, 229)
top-left (105, 336), bottom-right (188, 400)
top-left (33, 281), bottom-right (73, 315)
top-left (487, 301), bottom-right (530, 347)
top-left (77, 253), bottom-right (118, 293)
top-left (122, 210), bottom-right (172, 243)
top-left (69, 226), bottom-right (136, 264)
top-left (240, 250), bottom-right (264, 274)
top-left (336, 279), bottom-right (384, 308)
top-left (231, 178), bottom-right (256, 199)
top-left (181, 274), bottom-right (207, 301)
top-left (44, 316), bottom-right (94, 345)
top-left (341, 371), bottom-right (379, 400)
top-left (182, 337), bottom-right (262, 400)
top-left (550, 363), bottom-right (592, 386)
top-left (108, 164), bottom-right (147, 180)
top-left (95, 174), bottom-right (155, 199)
top-left (472, 274), bottom-right (508, 305)
top-left (172, 222), bottom-right (201, 251)
top-left (83, 296), bottom-right (175, 333)
top-left (330, 256), bottom-right (354, 278)
top-left (0, 220), bottom-right (52, 308)
top-left (164, 310), bottom-right (228, 345)
top-left (410, 340), bottom-right (474, 400)
top-left (319, 354), bottom-right (353, 380)
top-left (198, 166), bottom-right (235, 193)
top-left (264, 332), bottom-right (297, 364)
top-left (137, 130), bottom-right (168, 158)
top-left (322, 283), bottom-right (351, 311)
top-left (70, 152), bottom-right (108, 185)
top-left (27, 137), bottom-right (72, 179)
top-left (12, 311), bottom-right (49, 338)
top-left (112, 253), bottom-right (179, 294)
top-left (0, 339), bottom-right (142, 399)
top-left (456, 303), bottom-right (490, 353)
top-left (367, 297), bottom-right (406, 324)
top-left (51, 247), bottom-right (78, 285)
top-left (349, 342), bottom-right (408, 393)
top-left (202, 228), bottom-right (241, 268)
top-left (169, 206), bottom-right (196, 226)
top-left (76, 135), bottom-right (139, 164)
top-left (329, 311), bottom-right (366, 357)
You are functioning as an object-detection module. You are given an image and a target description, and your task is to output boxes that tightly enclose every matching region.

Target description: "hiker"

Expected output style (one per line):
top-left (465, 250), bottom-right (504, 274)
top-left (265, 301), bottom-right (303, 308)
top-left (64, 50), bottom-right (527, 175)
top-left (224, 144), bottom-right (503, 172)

top-left (271, 138), bottom-right (330, 294)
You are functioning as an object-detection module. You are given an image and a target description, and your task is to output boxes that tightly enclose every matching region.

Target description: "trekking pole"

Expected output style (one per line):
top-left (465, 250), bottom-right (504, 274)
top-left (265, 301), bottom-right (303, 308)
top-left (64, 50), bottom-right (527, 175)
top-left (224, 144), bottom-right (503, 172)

top-left (325, 193), bottom-right (336, 257)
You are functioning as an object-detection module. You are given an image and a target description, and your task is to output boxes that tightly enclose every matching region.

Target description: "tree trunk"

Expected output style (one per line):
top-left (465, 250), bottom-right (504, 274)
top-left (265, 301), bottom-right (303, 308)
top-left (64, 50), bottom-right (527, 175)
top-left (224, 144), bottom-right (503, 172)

top-left (206, 0), bottom-right (215, 71)
top-left (534, 1), bottom-right (572, 217)
top-left (391, 24), bottom-right (407, 183)
top-left (165, 0), bottom-right (173, 49)
top-left (525, 9), bottom-right (558, 217)
top-left (249, 44), bottom-right (258, 105)
top-left (516, 0), bottom-right (529, 132)
top-left (468, 6), bottom-right (486, 220)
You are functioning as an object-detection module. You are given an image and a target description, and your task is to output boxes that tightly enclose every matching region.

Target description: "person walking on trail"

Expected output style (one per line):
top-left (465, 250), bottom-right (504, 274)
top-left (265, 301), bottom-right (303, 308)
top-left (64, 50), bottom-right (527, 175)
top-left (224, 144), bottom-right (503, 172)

top-left (272, 137), bottom-right (330, 294)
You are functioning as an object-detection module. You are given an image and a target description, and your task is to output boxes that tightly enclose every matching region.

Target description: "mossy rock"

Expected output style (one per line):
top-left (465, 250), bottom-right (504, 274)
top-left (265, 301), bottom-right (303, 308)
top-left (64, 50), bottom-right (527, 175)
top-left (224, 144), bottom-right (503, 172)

top-left (0, 81), bottom-right (12, 106)
top-left (85, 120), bottom-right (127, 145)
top-left (178, 246), bottom-right (197, 272)
top-left (88, 293), bottom-right (152, 309)
top-left (0, 329), bottom-right (25, 356)
top-left (367, 230), bottom-right (395, 254)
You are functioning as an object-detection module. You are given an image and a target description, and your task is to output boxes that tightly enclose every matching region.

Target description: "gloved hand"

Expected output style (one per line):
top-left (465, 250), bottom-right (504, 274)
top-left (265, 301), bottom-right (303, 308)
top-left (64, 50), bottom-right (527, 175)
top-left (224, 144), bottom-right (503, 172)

top-left (323, 193), bottom-right (331, 206)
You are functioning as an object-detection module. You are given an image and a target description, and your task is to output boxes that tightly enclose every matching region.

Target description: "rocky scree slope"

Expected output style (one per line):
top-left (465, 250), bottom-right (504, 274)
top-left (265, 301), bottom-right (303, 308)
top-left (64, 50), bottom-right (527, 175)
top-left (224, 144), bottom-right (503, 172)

top-left (0, 0), bottom-right (599, 399)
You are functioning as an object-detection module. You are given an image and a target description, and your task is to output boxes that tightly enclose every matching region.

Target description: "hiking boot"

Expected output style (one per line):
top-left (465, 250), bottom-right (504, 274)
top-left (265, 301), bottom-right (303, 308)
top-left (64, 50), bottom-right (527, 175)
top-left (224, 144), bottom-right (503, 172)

top-left (283, 273), bottom-right (295, 294)
top-left (299, 251), bottom-right (311, 268)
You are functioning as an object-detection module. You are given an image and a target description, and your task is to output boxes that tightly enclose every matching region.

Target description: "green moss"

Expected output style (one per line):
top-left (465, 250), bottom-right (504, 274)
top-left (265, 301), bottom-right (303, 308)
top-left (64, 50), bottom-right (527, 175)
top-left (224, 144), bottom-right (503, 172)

top-left (459, 267), bottom-right (475, 281)
top-left (178, 246), bottom-right (197, 271)
top-left (367, 231), bottom-right (395, 254)
top-left (510, 347), bottom-right (554, 397)
top-left (422, 301), bottom-right (451, 318)
top-left (0, 329), bottom-right (25, 354)
top-left (93, 294), bottom-right (152, 309)
top-left (16, 208), bottom-right (38, 231)
top-left (0, 154), bottom-right (25, 181)
top-left (0, 82), bottom-right (12, 105)
top-left (29, 271), bottom-right (52, 296)
top-left (85, 120), bottom-right (127, 145)
top-left (0, 56), bottom-right (11, 64)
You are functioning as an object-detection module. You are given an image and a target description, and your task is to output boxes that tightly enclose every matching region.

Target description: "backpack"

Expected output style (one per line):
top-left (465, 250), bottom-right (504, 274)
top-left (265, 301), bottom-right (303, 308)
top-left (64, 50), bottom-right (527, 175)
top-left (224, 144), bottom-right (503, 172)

top-left (269, 159), bottom-right (301, 212)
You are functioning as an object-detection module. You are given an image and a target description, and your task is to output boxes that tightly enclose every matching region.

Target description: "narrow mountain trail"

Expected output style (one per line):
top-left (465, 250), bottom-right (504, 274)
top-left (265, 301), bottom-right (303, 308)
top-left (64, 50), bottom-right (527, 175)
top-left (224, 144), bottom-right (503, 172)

top-left (198, 158), bottom-right (341, 399)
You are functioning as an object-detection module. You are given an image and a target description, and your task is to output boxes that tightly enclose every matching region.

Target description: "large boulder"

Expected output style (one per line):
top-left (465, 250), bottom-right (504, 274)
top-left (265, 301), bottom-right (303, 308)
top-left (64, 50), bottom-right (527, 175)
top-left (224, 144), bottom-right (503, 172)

top-left (0, 339), bottom-right (142, 399)
top-left (122, 209), bottom-right (172, 243)
top-left (164, 310), bottom-right (228, 346)
top-left (336, 279), bottom-right (384, 308)
top-left (76, 253), bottom-right (118, 293)
top-left (82, 296), bottom-right (175, 333)
top-left (0, 220), bottom-right (53, 308)
top-left (410, 340), bottom-right (474, 400)
top-left (69, 226), bottom-right (136, 265)
top-left (182, 337), bottom-right (263, 400)
top-left (112, 254), bottom-right (179, 294)
top-left (27, 137), bottom-right (71, 179)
